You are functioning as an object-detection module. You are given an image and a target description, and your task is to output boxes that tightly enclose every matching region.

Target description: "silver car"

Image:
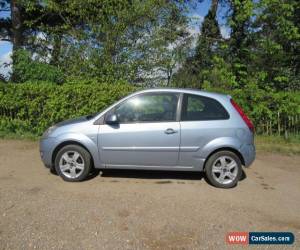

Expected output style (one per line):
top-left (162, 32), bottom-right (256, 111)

top-left (40, 88), bottom-right (255, 188)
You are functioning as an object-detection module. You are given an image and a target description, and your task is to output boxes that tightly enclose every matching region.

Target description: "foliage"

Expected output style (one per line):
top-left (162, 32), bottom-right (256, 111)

top-left (1, 0), bottom-right (191, 85)
top-left (250, 0), bottom-right (300, 91)
top-left (173, 0), bottom-right (224, 89)
top-left (203, 84), bottom-right (300, 136)
top-left (0, 81), bottom-right (137, 136)
top-left (12, 49), bottom-right (64, 83)
top-left (1, 0), bottom-right (299, 90)
top-left (194, 0), bottom-right (222, 70)
top-left (173, 0), bottom-right (299, 92)
top-left (0, 0), bottom-right (299, 139)
top-left (0, 81), bottom-right (299, 137)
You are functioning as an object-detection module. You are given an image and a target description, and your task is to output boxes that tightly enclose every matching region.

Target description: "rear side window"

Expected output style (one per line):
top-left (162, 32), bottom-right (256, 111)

top-left (181, 94), bottom-right (229, 121)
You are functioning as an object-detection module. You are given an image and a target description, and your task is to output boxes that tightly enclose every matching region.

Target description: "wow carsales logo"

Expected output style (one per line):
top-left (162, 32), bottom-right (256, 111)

top-left (226, 232), bottom-right (294, 245)
top-left (226, 232), bottom-right (248, 245)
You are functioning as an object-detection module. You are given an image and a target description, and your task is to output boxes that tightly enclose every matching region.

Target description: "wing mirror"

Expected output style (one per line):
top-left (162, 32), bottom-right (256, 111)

top-left (106, 113), bottom-right (118, 125)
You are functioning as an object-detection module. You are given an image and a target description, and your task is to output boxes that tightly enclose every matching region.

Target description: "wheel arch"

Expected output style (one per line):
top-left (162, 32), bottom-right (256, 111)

top-left (52, 140), bottom-right (95, 167)
top-left (203, 147), bottom-right (245, 170)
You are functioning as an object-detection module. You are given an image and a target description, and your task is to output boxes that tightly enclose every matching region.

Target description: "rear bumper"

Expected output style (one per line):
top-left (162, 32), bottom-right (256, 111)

top-left (39, 137), bottom-right (57, 168)
top-left (240, 144), bottom-right (256, 167)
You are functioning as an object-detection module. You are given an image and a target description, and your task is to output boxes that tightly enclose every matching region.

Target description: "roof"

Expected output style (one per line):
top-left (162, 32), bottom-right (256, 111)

top-left (135, 88), bottom-right (230, 100)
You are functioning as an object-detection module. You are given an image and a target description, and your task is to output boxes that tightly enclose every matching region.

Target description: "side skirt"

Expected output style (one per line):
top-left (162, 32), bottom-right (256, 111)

top-left (103, 164), bottom-right (200, 171)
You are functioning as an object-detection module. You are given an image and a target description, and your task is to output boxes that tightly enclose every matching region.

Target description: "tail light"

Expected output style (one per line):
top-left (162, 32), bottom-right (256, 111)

top-left (230, 99), bottom-right (254, 133)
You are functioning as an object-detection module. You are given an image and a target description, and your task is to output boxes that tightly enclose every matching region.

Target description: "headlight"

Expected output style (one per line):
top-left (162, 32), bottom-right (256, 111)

top-left (42, 125), bottom-right (57, 138)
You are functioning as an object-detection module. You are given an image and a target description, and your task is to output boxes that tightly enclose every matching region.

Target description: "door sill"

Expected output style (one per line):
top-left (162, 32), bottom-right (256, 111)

top-left (105, 164), bottom-right (195, 171)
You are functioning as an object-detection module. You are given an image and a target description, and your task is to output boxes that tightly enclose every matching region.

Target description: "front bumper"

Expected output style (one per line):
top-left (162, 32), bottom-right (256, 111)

top-left (39, 137), bottom-right (57, 168)
top-left (240, 144), bottom-right (256, 167)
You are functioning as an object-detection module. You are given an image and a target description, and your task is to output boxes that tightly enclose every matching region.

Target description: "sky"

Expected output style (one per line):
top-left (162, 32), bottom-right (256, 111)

top-left (0, 0), bottom-right (230, 77)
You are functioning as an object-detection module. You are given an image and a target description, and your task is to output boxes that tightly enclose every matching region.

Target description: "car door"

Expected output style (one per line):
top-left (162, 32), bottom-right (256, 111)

top-left (179, 93), bottom-right (230, 169)
top-left (98, 92), bottom-right (181, 168)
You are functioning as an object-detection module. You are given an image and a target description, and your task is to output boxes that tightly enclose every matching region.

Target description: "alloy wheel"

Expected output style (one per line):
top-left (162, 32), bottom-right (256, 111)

top-left (59, 151), bottom-right (85, 179)
top-left (211, 156), bottom-right (238, 185)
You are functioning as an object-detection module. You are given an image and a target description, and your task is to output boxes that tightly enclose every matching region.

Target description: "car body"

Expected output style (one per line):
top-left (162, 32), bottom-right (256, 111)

top-left (40, 88), bottom-right (255, 188)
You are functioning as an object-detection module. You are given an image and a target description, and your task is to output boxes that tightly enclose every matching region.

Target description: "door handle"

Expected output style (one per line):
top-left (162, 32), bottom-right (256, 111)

top-left (164, 128), bottom-right (177, 134)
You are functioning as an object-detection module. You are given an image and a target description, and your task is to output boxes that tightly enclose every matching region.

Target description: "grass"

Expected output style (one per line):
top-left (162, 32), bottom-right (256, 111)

top-left (0, 131), bottom-right (39, 141)
top-left (255, 135), bottom-right (300, 155)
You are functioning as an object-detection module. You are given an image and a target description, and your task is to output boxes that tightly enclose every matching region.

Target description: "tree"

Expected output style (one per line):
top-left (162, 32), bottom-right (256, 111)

top-left (173, 0), bottom-right (224, 88)
top-left (0, 0), bottom-right (11, 42)
top-left (0, 0), bottom-right (69, 79)
top-left (226, 0), bottom-right (253, 86)
top-left (134, 2), bottom-right (192, 86)
top-left (1, 0), bottom-right (23, 80)
top-left (1, 0), bottom-right (192, 84)
top-left (39, 0), bottom-right (191, 84)
top-left (194, 0), bottom-right (222, 69)
top-left (251, 0), bottom-right (300, 90)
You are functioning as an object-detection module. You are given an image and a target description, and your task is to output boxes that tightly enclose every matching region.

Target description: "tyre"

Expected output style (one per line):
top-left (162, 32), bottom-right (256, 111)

top-left (205, 150), bottom-right (242, 188)
top-left (55, 144), bottom-right (92, 182)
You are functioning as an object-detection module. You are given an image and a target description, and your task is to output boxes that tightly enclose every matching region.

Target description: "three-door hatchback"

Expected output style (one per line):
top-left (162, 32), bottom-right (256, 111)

top-left (40, 88), bottom-right (255, 188)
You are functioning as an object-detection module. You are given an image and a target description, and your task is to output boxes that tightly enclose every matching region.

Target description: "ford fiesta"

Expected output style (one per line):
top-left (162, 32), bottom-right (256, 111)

top-left (40, 88), bottom-right (255, 188)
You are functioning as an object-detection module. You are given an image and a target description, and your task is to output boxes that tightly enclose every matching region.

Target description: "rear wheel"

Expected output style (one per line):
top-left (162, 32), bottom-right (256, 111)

top-left (205, 150), bottom-right (242, 188)
top-left (55, 145), bottom-right (92, 182)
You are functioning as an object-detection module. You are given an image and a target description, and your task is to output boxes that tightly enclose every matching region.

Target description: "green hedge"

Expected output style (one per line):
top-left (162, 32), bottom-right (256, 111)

top-left (230, 88), bottom-right (300, 135)
top-left (0, 82), bottom-right (137, 136)
top-left (0, 81), bottom-right (299, 137)
top-left (206, 85), bottom-right (300, 135)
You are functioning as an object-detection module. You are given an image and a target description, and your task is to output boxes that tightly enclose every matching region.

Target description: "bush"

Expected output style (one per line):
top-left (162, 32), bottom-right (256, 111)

top-left (0, 81), bottom-right (299, 137)
top-left (203, 85), bottom-right (300, 135)
top-left (12, 50), bottom-right (65, 83)
top-left (0, 81), bottom-right (137, 136)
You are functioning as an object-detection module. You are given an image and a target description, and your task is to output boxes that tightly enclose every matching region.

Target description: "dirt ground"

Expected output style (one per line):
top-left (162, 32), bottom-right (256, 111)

top-left (0, 139), bottom-right (299, 249)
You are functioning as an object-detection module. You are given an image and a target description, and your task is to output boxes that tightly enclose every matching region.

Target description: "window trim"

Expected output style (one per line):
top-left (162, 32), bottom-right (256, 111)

top-left (105, 92), bottom-right (181, 124)
top-left (180, 93), bottom-right (230, 122)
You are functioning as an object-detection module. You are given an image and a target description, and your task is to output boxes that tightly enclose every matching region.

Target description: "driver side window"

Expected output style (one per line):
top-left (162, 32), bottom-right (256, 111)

top-left (114, 93), bottom-right (179, 123)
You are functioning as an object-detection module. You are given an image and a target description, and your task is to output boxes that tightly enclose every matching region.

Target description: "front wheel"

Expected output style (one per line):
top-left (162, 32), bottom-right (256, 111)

top-left (205, 150), bottom-right (242, 188)
top-left (55, 145), bottom-right (92, 182)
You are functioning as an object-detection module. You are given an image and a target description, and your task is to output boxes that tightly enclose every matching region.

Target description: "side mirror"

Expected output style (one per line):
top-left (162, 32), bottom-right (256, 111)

top-left (106, 113), bottom-right (118, 125)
